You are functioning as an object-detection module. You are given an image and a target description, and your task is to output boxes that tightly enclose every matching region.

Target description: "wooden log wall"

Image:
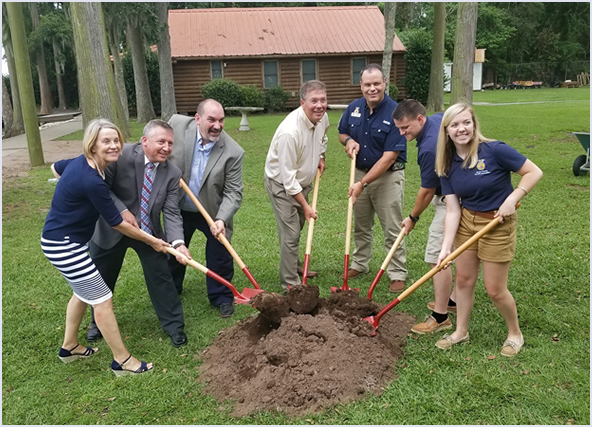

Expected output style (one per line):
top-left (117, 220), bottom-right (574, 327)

top-left (172, 54), bottom-right (407, 114)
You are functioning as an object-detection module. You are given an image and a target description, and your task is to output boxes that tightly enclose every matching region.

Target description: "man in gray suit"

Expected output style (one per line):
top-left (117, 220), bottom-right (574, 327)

top-left (87, 120), bottom-right (191, 348)
top-left (168, 99), bottom-right (244, 318)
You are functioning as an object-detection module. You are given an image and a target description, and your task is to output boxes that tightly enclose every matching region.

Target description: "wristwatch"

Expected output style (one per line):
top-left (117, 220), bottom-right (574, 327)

top-left (360, 180), bottom-right (368, 189)
top-left (409, 214), bottom-right (420, 223)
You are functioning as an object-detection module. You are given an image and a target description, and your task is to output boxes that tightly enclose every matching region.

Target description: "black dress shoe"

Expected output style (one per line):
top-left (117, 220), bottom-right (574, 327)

top-left (219, 302), bottom-right (234, 318)
top-left (86, 323), bottom-right (103, 342)
top-left (170, 331), bottom-right (188, 348)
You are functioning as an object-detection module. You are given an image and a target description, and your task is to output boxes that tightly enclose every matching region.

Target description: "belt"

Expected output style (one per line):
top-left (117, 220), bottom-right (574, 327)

top-left (463, 207), bottom-right (497, 220)
top-left (357, 162), bottom-right (405, 173)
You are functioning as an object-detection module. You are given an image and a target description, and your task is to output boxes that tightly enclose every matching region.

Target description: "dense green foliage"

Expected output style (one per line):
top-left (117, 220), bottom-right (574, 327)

top-left (399, 29), bottom-right (432, 104)
top-left (2, 88), bottom-right (589, 424)
top-left (239, 84), bottom-right (265, 109)
top-left (201, 78), bottom-right (243, 108)
top-left (263, 85), bottom-right (291, 113)
top-left (122, 49), bottom-right (161, 116)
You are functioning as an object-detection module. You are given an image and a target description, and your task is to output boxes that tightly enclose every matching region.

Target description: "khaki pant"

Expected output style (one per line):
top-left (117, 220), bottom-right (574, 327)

top-left (265, 176), bottom-right (311, 289)
top-left (351, 169), bottom-right (407, 281)
top-left (425, 195), bottom-right (446, 264)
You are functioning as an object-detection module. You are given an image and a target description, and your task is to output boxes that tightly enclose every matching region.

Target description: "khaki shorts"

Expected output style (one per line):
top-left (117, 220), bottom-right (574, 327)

top-left (425, 195), bottom-right (446, 264)
top-left (454, 208), bottom-right (517, 263)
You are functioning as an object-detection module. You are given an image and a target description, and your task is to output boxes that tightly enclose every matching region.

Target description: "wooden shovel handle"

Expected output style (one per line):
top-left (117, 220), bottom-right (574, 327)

top-left (304, 169), bottom-right (321, 255)
top-left (344, 152), bottom-right (356, 257)
top-left (179, 178), bottom-right (245, 269)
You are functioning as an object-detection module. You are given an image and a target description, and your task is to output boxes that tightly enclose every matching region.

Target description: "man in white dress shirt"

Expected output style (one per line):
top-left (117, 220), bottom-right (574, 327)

top-left (264, 80), bottom-right (329, 290)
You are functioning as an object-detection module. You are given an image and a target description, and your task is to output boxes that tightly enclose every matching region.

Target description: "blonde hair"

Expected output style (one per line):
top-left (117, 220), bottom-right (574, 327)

top-left (82, 119), bottom-right (124, 160)
top-left (435, 103), bottom-right (494, 177)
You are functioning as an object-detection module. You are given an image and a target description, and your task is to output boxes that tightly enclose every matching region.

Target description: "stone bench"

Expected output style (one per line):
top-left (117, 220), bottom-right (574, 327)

top-left (226, 107), bottom-right (264, 131)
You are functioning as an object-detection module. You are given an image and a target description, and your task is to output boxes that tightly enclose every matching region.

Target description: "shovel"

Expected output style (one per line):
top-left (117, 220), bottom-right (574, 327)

top-left (332, 153), bottom-right (359, 292)
top-left (366, 212), bottom-right (513, 335)
top-left (140, 230), bottom-right (261, 304)
top-left (179, 178), bottom-right (262, 297)
top-left (367, 227), bottom-right (406, 300)
top-left (302, 169), bottom-right (321, 285)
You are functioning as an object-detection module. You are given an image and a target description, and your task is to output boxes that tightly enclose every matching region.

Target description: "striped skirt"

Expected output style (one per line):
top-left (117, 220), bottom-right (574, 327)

top-left (41, 236), bottom-right (113, 305)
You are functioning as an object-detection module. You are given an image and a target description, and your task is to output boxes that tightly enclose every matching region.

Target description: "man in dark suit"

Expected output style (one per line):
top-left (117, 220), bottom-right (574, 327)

top-left (87, 120), bottom-right (190, 347)
top-left (168, 99), bottom-right (244, 318)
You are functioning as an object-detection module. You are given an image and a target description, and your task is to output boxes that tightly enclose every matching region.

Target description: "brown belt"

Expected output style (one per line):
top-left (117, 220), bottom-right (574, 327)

top-left (463, 207), bottom-right (497, 220)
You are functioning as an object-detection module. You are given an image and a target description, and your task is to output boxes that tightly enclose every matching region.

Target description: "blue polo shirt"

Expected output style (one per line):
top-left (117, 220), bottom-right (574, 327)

top-left (338, 94), bottom-right (406, 170)
top-left (42, 155), bottom-right (123, 243)
top-left (440, 141), bottom-right (527, 212)
top-left (416, 113), bottom-right (443, 191)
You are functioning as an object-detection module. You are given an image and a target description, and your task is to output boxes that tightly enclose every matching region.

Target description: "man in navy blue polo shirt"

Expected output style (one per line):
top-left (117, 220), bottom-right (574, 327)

top-left (338, 63), bottom-right (407, 293)
top-left (393, 99), bottom-right (456, 334)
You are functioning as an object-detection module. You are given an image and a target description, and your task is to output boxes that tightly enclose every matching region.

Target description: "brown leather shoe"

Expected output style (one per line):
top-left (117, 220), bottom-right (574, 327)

top-left (389, 280), bottom-right (405, 293)
top-left (340, 268), bottom-right (363, 280)
top-left (297, 267), bottom-right (318, 278)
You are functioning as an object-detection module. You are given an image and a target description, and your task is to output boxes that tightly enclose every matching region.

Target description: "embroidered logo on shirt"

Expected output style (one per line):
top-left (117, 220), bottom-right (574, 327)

top-left (351, 107), bottom-right (361, 118)
top-left (475, 159), bottom-right (490, 175)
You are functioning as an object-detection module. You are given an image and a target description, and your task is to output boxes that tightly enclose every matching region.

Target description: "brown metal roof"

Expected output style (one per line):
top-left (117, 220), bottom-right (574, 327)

top-left (169, 6), bottom-right (406, 59)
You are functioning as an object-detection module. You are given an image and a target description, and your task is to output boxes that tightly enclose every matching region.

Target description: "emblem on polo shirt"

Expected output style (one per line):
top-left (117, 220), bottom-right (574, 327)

top-left (475, 159), bottom-right (490, 175)
top-left (351, 107), bottom-right (361, 118)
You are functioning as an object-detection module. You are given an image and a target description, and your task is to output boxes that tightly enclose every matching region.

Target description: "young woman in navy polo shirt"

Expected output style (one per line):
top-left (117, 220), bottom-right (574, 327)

top-left (433, 103), bottom-right (543, 356)
top-left (41, 119), bottom-right (168, 375)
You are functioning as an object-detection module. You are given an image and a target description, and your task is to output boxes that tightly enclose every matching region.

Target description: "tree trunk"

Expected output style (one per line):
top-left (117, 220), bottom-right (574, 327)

top-left (381, 2), bottom-right (397, 96)
top-left (156, 2), bottom-right (176, 121)
top-left (52, 41), bottom-right (67, 110)
top-left (70, 2), bottom-right (129, 137)
top-left (450, 2), bottom-right (478, 105)
top-left (6, 2), bottom-right (44, 166)
top-left (127, 18), bottom-right (156, 123)
top-left (4, 40), bottom-right (25, 137)
top-left (107, 27), bottom-right (129, 121)
top-left (29, 2), bottom-right (53, 115)
top-left (427, 2), bottom-right (446, 112)
top-left (2, 76), bottom-right (14, 132)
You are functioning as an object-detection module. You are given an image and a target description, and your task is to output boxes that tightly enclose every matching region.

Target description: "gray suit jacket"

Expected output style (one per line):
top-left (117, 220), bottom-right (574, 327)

top-left (168, 114), bottom-right (244, 238)
top-left (91, 143), bottom-right (184, 250)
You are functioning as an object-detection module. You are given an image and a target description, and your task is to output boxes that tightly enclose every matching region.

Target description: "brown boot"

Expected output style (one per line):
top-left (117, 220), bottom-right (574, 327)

top-left (389, 280), bottom-right (405, 293)
top-left (340, 268), bottom-right (363, 280)
top-left (411, 315), bottom-right (452, 334)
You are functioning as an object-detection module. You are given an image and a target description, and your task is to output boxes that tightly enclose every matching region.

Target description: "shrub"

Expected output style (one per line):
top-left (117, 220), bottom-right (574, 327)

top-left (399, 29), bottom-right (432, 104)
top-left (263, 85), bottom-right (290, 113)
top-left (239, 84), bottom-right (264, 108)
top-left (388, 83), bottom-right (399, 100)
top-left (201, 78), bottom-right (242, 108)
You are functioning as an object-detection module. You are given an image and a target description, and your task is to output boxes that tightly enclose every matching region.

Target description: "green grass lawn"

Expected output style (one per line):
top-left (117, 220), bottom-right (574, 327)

top-left (3, 88), bottom-right (590, 424)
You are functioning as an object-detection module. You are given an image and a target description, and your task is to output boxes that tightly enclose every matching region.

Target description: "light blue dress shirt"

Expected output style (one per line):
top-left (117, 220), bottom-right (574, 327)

top-left (182, 132), bottom-right (215, 212)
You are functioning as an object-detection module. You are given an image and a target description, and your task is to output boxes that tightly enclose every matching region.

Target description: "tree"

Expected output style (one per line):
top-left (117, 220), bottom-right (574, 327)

top-left (2, 77), bottom-right (14, 132)
top-left (28, 2), bottom-right (53, 114)
top-left (6, 2), bottom-right (44, 166)
top-left (381, 1), bottom-right (396, 96)
top-left (155, 2), bottom-right (176, 121)
top-left (70, 2), bottom-right (129, 136)
top-left (103, 3), bottom-right (129, 121)
top-left (124, 4), bottom-right (157, 123)
top-left (2, 3), bottom-right (25, 137)
top-left (450, 2), bottom-right (477, 105)
top-left (426, 2), bottom-right (446, 112)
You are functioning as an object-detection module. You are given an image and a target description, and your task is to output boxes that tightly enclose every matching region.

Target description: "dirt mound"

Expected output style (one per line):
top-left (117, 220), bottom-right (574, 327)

top-left (199, 286), bottom-right (416, 416)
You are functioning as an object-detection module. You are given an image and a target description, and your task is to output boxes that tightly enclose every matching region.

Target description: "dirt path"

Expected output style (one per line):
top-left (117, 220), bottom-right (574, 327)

top-left (2, 140), bottom-right (83, 180)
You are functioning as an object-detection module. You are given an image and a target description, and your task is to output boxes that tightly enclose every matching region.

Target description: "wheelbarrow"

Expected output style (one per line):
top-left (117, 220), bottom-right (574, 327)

top-left (572, 132), bottom-right (590, 176)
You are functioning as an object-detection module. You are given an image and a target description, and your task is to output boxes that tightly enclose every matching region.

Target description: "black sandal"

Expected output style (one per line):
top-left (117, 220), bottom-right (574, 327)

top-left (58, 344), bottom-right (98, 363)
top-left (111, 354), bottom-right (153, 377)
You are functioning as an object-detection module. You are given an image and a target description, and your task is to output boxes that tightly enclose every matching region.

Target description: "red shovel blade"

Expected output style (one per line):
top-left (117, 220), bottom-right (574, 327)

top-left (241, 287), bottom-right (264, 300)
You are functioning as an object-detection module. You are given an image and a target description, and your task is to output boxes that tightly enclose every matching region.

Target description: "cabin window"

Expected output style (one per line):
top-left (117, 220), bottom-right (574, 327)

top-left (211, 61), bottom-right (223, 79)
top-left (301, 59), bottom-right (317, 83)
top-left (263, 61), bottom-right (279, 88)
top-left (352, 57), bottom-right (367, 85)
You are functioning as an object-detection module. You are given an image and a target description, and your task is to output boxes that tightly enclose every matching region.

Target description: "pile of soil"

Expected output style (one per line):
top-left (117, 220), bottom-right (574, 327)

top-left (199, 286), bottom-right (416, 416)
